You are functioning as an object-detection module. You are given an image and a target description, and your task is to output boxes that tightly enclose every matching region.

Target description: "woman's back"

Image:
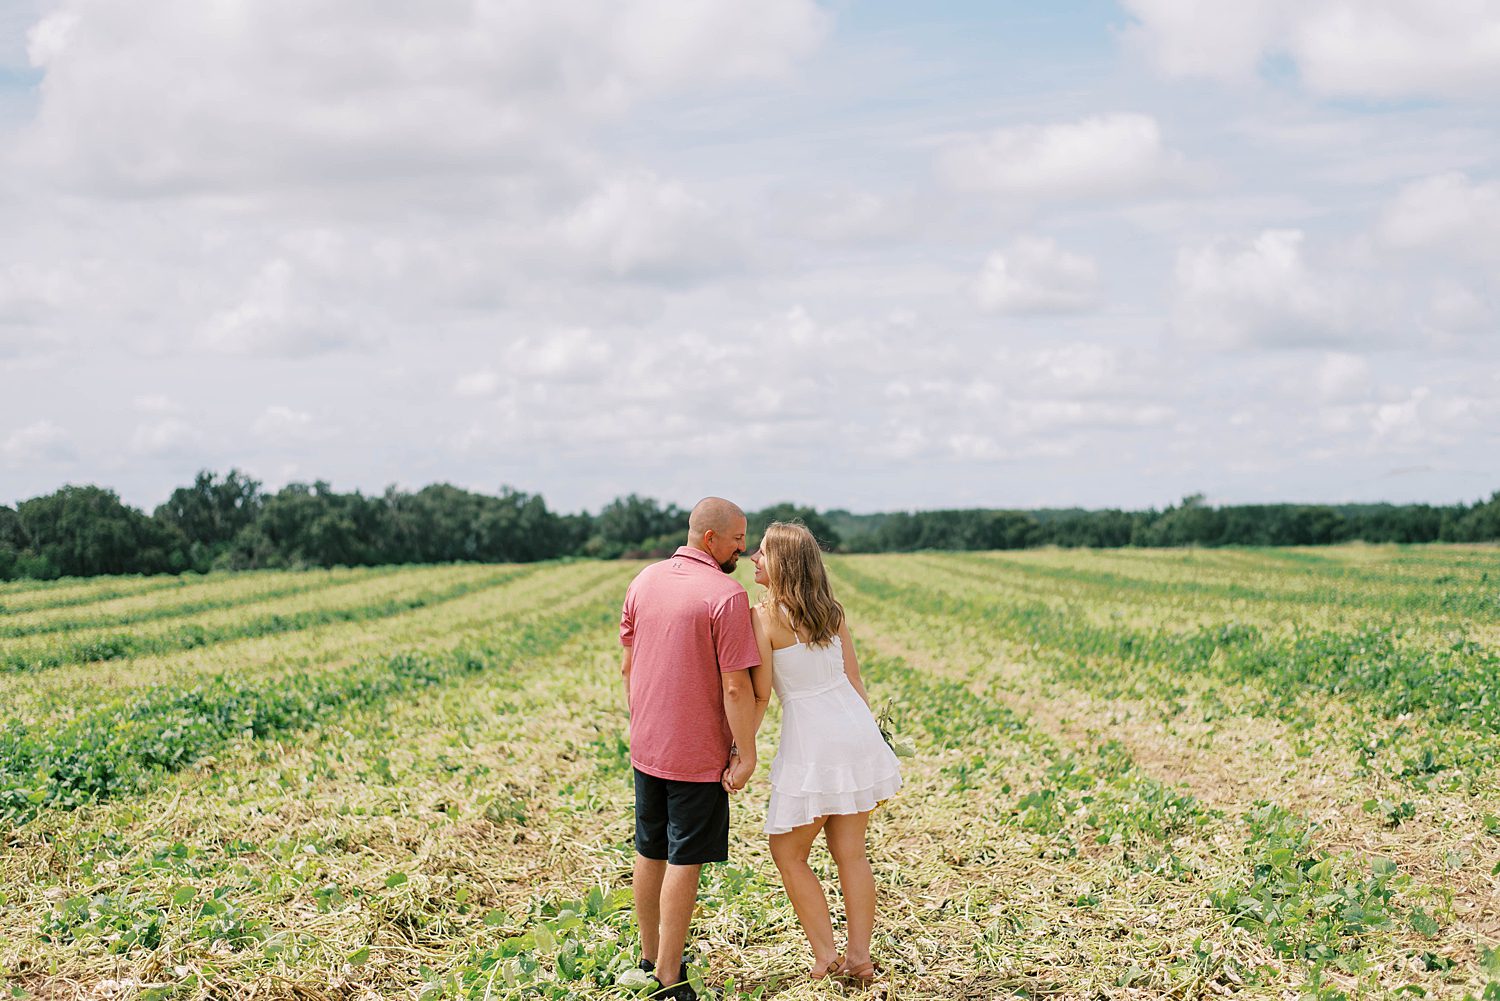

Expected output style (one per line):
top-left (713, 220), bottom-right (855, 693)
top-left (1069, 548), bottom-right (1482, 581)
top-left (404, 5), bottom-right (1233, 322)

top-left (771, 635), bottom-right (848, 702)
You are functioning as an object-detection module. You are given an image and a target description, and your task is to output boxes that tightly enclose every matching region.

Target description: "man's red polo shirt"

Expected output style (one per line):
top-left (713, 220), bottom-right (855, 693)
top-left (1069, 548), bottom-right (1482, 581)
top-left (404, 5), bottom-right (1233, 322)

top-left (620, 546), bottom-right (760, 782)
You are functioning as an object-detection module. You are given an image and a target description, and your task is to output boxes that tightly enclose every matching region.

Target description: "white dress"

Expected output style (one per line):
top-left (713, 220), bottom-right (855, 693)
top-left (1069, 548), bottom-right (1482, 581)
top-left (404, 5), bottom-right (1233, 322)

top-left (764, 634), bottom-right (903, 835)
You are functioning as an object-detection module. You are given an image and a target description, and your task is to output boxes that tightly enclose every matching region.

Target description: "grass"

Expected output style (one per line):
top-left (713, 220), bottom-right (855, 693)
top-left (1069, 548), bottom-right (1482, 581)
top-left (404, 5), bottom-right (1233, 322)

top-left (2, 547), bottom-right (1498, 999)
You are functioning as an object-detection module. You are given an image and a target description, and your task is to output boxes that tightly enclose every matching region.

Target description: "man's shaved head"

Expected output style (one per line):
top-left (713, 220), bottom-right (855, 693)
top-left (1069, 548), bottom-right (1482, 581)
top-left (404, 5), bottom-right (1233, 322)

top-left (688, 497), bottom-right (748, 573)
top-left (688, 497), bottom-right (745, 541)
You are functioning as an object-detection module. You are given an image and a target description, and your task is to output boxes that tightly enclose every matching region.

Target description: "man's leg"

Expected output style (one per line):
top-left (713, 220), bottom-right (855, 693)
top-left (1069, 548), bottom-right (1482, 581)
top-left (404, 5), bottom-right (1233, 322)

top-left (632, 770), bottom-right (671, 967)
top-left (653, 777), bottom-right (727, 989)
top-left (653, 863), bottom-right (702, 987)
top-left (633, 854), bottom-right (667, 966)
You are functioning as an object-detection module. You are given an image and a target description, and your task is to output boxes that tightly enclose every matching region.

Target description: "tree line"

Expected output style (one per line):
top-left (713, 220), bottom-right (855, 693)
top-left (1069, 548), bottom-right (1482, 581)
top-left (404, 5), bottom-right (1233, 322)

top-left (1, 472), bottom-right (1497, 580)
top-left (826, 492), bottom-right (1500, 553)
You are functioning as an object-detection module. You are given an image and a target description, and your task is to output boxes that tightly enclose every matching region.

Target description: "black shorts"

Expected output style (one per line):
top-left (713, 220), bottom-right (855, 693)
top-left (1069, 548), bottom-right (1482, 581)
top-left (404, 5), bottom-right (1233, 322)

top-left (633, 768), bottom-right (730, 865)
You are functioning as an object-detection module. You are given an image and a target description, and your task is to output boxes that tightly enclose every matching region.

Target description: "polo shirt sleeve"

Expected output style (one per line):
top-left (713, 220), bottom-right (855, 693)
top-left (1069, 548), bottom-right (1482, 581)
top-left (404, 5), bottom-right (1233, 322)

top-left (711, 589), bottom-right (760, 672)
top-left (619, 586), bottom-right (635, 648)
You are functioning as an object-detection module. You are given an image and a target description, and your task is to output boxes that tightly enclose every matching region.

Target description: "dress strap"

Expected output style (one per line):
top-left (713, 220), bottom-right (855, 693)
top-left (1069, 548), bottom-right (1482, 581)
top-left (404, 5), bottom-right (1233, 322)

top-left (777, 601), bottom-right (809, 645)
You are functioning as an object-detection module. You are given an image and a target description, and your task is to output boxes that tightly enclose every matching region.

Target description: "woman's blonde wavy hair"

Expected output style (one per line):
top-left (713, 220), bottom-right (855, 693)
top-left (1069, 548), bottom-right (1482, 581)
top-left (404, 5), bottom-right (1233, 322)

top-left (758, 520), bottom-right (844, 647)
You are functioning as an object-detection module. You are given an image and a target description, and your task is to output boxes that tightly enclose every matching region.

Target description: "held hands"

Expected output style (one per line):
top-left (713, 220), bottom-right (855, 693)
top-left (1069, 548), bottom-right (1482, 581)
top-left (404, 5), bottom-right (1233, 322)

top-left (722, 743), bottom-right (756, 793)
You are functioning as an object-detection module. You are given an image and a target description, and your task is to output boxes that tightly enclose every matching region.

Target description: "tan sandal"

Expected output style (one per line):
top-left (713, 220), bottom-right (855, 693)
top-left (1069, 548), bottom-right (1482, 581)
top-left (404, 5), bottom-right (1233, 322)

top-left (837, 957), bottom-right (882, 983)
top-left (811, 954), bottom-right (844, 980)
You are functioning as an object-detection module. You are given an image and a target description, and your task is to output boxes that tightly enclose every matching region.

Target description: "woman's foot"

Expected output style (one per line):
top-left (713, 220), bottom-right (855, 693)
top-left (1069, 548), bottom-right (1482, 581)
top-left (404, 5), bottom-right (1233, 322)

top-left (837, 955), bottom-right (880, 983)
top-left (810, 954), bottom-right (843, 979)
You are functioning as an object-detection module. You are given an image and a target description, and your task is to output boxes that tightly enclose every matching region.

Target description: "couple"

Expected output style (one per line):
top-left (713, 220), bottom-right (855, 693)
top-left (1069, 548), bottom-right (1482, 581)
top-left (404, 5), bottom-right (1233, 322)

top-left (618, 497), bottom-right (903, 1000)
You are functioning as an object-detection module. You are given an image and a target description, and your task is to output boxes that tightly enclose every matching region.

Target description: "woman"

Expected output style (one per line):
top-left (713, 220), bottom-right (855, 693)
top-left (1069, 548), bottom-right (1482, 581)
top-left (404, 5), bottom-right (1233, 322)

top-left (744, 521), bottom-right (902, 982)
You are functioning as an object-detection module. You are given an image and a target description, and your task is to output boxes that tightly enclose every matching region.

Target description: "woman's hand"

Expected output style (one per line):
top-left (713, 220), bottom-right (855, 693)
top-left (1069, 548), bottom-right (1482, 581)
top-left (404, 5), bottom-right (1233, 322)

top-left (722, 746), bottom-right (756, 792)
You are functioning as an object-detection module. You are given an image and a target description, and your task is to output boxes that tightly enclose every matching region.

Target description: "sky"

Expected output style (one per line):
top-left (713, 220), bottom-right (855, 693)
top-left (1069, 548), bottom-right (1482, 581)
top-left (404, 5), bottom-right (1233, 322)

top-left (1, 0), bottom-right (1497, 516)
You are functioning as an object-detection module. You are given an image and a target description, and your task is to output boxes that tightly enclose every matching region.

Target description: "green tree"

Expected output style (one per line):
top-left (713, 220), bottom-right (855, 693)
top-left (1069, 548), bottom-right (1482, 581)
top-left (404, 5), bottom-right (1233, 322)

top-left (1450, 491), bottom-right (1500, 542)
top-left (0, 504), bottom-right (26, 579)
top-left (473, 487), bottom-right (572, 562)
top-left (589, 495), bottom-right (688, 558)
top-left (221, 482), bottom-right (381, 569)
top-left (748, 503), bottom-right (841, 551)
top-left (155, 469), bottom-right (264, 570)
top-left (17, 486), bottom-right (186, 577)
top-left (1137, 494), bottom-right (1226, 547)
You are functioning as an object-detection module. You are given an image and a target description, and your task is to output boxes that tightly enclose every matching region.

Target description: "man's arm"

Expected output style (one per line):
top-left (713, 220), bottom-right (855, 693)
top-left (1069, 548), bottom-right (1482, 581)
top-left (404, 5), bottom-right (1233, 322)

top-left (721, 670), bottom-right (757, 791)
top-left (621, 644), bottom-right (633, 712)
top-left (619, 587), bottom-right (635, 714)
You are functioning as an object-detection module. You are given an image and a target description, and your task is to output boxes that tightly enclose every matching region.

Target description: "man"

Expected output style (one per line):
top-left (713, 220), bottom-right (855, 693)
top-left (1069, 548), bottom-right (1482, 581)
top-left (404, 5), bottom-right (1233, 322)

top-left (619, 497), bottom-right (760, 1001)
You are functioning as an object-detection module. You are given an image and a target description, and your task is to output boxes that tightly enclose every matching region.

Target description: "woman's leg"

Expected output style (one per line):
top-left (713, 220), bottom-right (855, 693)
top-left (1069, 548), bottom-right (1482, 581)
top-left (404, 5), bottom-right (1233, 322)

top-left (823, 811), bottom-right (876, 975)
top-left (769, 818), bottom-right (840, 974)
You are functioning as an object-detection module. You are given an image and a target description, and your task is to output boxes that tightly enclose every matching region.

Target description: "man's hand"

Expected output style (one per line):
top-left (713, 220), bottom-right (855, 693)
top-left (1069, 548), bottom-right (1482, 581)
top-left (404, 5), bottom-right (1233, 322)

top-left (722, 748), bottom-right (756, 793)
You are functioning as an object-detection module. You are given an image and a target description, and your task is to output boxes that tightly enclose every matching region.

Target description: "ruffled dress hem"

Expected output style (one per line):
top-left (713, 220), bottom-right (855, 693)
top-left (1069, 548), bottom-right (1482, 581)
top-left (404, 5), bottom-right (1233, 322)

top-left (763, 771), bottom-right (903, 835)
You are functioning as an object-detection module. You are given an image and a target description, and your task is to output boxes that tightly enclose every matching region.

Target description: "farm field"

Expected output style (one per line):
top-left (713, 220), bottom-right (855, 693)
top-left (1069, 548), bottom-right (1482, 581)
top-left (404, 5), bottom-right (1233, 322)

top-left (2, 546), bottom-right (1498, 1000)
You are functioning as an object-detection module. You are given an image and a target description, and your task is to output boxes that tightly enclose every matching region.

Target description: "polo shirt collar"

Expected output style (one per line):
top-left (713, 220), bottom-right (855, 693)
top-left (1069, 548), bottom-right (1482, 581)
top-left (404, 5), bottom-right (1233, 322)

top-left (674, 545), bottom-right (719, 568)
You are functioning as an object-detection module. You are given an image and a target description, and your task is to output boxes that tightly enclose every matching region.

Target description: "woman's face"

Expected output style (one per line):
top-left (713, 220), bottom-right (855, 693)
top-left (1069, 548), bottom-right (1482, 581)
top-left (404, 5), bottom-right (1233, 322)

top-left (750, 547), bottom-right (769, 587)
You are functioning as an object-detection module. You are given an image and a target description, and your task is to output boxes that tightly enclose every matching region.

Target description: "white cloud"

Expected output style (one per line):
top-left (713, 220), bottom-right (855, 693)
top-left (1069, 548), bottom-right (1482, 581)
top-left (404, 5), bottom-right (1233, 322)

top-left (792, 190), bottom-right (906, 243)
top-left (2, 419), bottom-right (74, 463)
top-left (1008, 400), bottom-right (1175, 434)
top-left (1313, 379), bottom-right (1498, 451)
top-left (0, 262), bottom-right (72, 329)
top-left (1120, 0), bottom-right (1284, 81)
top-left (1372, 387), bottom-right (1432, 444)
top-left (558, 171), bottom-right (739, 280)
top-left (938, 113), bottom-right (1190, 202)
top-left (0, 1), bottom-right (44, 70)
top-left (252, 405), bottom-right (315, 441)
top-left (23, 9), bottom-right (74, 67)
top-left (0, 5), bottom-right (1496, 514)
top-left (1291, 3), bottom-right (1500, 100)
top-left (935, 399), bottom-right (1172, 463)
top-left (1426, 279), bottom-right (1493, 335)
top-left (1123, 0), bottom-right (1500, 100)
top-left (1378, 172), bottom-right (1500, 259)
top-left (1173, 229), bottom-right (1380, 348)
top-left (504, 327), bottom-right (614, 382)
top-left (17, 0), bottom-right (827, 196)
top-left (1000, 344), bottom-right (1155, 400)
top-left (1314, 352), bottom-right (1370, 402)
top-left (974, 237), bottom-right (1099, 314)
top-left (129, 417), bottom-right (201, 457)
top-left (199, 258), bottom-right (366, 356)
top-left (132, 394), bottom-right (182, 414)
top-left (454, 370), bottom-right (500, 398)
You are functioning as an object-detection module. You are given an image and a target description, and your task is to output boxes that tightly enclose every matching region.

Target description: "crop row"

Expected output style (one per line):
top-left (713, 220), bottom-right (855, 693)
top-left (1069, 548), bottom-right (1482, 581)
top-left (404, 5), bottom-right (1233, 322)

top-left (950, 549), bottom-right (1500, 622)
top-left (927, 551), bottom-right (1495, 642)
top-left (439, 648), bottom-right (1472, 999)
top-left (5, 554), bottom-right (1491, 999)
top-left (0, 565), bottom-right (408, 639)
top-left (5, 568), bottom-right (643, 996)
top-left (0, 564), bottom-right (495, 657)
top-left (0, 574), bottom-right (200, 613)
top-left (0, 583), bottom-right (615, 824)
top-left (0, 567), bottom-right (534, 674)
top-left (1, 563), bottom-right (622, 730)
top-left (835, 558), bottom-right (1500, 784)
top-left (832, 570), bottom-right (1482, 997)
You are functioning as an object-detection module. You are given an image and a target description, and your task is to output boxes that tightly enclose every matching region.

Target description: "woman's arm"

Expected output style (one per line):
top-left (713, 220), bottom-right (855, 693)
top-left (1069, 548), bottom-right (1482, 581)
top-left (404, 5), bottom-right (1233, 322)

top-left (749, 606), bottom-right (775, 730)
top-left (837, 617), bottom-right (871, 708)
